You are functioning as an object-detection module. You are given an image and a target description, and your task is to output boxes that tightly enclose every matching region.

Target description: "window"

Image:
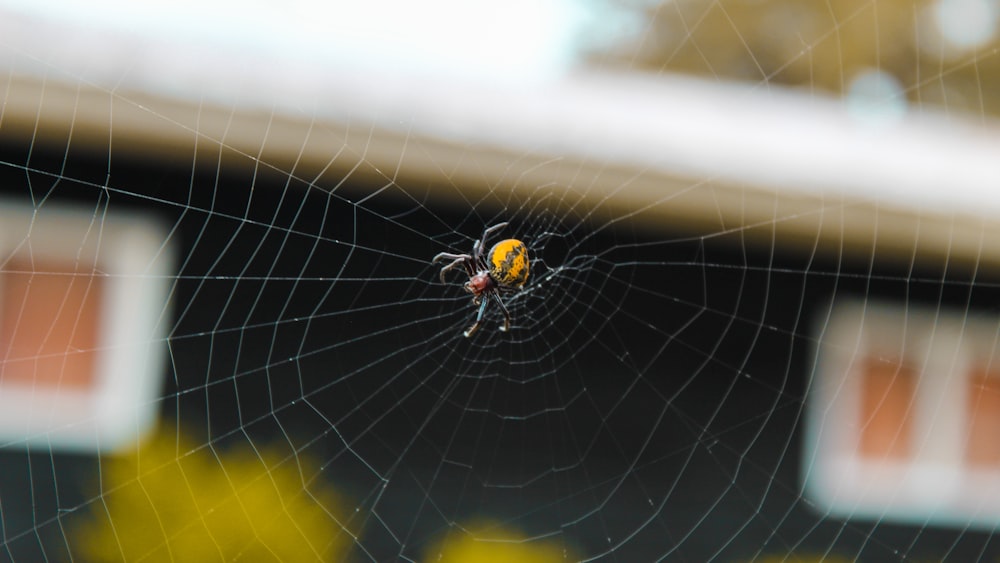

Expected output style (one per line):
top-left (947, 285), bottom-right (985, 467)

top-left (804, 299), bottom-right (1000, 527)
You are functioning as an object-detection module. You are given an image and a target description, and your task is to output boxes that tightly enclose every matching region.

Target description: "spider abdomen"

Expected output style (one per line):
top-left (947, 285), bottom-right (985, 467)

top-left (488, 239), bottom-right (529, 288)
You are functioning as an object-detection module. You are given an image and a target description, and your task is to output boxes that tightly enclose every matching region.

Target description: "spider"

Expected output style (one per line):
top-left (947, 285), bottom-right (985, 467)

top-left (433, 222), bottom-right (529, 337)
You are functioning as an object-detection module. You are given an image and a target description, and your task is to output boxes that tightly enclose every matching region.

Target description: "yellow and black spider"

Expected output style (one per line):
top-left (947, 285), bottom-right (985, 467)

top-left (433, 222), bottom-right (529, 337)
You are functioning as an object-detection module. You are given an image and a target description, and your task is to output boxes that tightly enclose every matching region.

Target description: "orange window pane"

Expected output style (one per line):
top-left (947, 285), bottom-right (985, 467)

top-left (859, 357), bottom-right (915, 460)
top-left (966, 368), bottom-right (1000, 467)
top-left (0, 259), bottom-right (103, 390)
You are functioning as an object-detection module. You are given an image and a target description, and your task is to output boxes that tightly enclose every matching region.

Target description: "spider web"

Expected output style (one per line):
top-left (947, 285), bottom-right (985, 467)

top-left (1, 0), bottom-right (999, 561)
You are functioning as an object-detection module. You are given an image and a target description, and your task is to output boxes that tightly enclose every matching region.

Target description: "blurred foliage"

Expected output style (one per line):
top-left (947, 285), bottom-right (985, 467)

top-left (594, 0), bottom-right (1000, 117)
top-left (68, 428), bottom-right (351, 562)
top-left (423, 520), bottom-right (574, 562)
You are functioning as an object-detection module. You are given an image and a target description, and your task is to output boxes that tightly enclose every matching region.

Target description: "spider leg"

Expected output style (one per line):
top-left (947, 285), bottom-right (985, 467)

top-left (482, 222), bottom-right (509, 242)
top-left (463, 295), bottom-right (491, 338)
top-left (472, 222), bottom-right (509, 262)
top-left (433, 252), bottom-right (473, 283)
top-left (492, 293), bottom-right (511, 332)
top-left (472, 240), bottom-right (482, 262)
top-left (433, 252), bottom-right (471, 264)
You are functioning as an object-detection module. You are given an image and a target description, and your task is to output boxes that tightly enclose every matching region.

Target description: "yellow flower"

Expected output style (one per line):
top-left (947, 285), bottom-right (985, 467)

top-left (69, 429), bottom-right (351, 562)
top-left (424, 520), bottom-right (573, 563)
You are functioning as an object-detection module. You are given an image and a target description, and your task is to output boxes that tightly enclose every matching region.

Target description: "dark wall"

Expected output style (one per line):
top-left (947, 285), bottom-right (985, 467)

top-left (0, 138), bottom-right (997, 561)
